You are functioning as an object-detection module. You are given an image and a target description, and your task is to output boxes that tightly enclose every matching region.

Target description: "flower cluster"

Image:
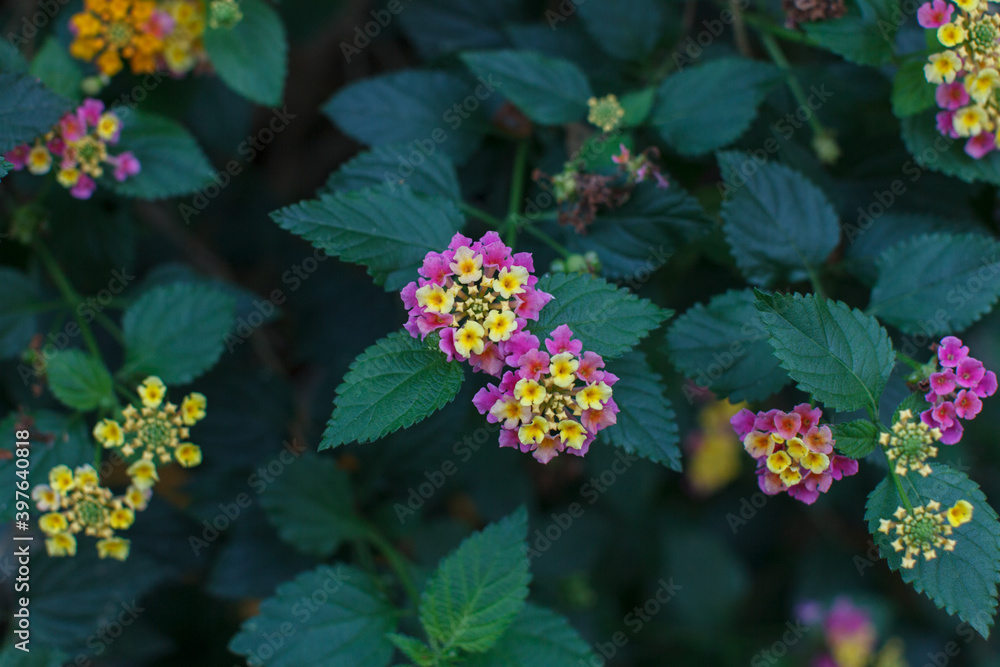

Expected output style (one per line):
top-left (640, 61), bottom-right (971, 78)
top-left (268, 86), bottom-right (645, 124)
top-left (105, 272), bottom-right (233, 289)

top-left (731, 404), bottom-right (859, 504)
top-left (3, 99), bottom-right (140, 199)
top-left (921, 335), bottom-right (996, 443)
top-left (878, 499), bottom-right (973, 568)
top-left (401, 232), bottom-right (551, 376)
top-left (920, 0), bottom-right (1000, 158)
top-left (473, 325), bottom-right (617, 464)
top-left (587, 94), bottom-right (625, 132)
top-left (684, 399), bottom-right (744, 498)
top-left (611, 144), bottom-right (670, 189)
top-left (880, 409), bottom-right (940, 477)
top-left (69, 0), bottom-right (217, 78)
top-left (796, 597), bottom-right (907, 667)
top-left (33, 464), bottom-right (140, 560)
top-left (93, 376), bottom-right (207, 490)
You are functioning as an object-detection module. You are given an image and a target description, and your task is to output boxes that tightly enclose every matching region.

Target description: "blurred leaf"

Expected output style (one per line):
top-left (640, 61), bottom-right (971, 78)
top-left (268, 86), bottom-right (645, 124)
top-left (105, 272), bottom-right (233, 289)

top-left (892, 60), bottom-right (936, 118)
top-left (229, 565), bottom-right (397, 667)
top-left (321, 331), bottom-right (465, 450)
top-left (803, 0), bottom-right (898, 66)
top-left (865, 463), bottom-right (1000, 638)
top-left (399, 0), bottom-right (516, 60)
top-left (602, 351), bottom-right (681, 471)
top-left (46, 349), bottom-right (114, 411)
top-left (755, 291), bottom-right (895, 413)
top-left (578, 0), bottom-right (667, 61)
top-left (0, 72), bottom-right (71, 152)
top-left (533, 274), bottom-right (671, 359)
top-left (831, 419), bottom-right (880, 458)
top-left (719, 152), bottom-right (840, 286)
top-left (0, 268), bottom-right (40, 359)
top-left (651, 59), bottom-right (778, 156)
top-left (386, 634), bottom-right (435, 666)
top-left (900, 113), bottom-right (1000, 185)
top-left (122, 282), bottom-right (236, 384)
top-left (0, 644), bottom-right (69, 666)
top-left (323, 70), bottom-right (485, 162)
top-left (323, 143), bottom-right (461, 200)
top-left (29, 38), bottom-right (83, 101)
top-left (619, 86), bottom-right (656, 127)
top-left (869, 233), bottom-right (1000, 335)
top-left (204, 0), bottom-right (288, 106)
top-left (666, 288), bottom-right (789, 402)
top-left (420, 507), bottom-right (530, 654)
top-left (271, 184), bottom-right (464, 292)
top-left (460, 49), bottom-right (592, 125)
top-left (461, 604), bottom-right (594, 666)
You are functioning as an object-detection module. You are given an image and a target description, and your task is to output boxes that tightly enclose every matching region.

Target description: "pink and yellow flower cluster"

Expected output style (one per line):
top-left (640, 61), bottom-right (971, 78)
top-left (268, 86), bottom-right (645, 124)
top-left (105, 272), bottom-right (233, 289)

top-left (921, 335), bottom-right (996, 443)
top-left (919, 0), bottom-right (1000, 158)
top-left (401, 232), bottom-right (552, 376)
top-left (473, 326), bottom-right (618, 464)
top-left (3, 99), bottom-right (140, 199)
top-left (731, 404), bottom-right (859, 504)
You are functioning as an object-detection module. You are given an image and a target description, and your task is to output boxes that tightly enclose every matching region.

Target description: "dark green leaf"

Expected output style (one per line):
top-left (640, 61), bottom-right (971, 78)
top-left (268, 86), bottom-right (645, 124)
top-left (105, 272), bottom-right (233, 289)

top-left (894, 392), bottom-right (931, 423)
top-left (892, 60), bottom-right (936, 118)
top-left (577, 0), bottom-right (666, 61)
top-left (204, 0), bottom-right (288, 106)
top-left (0, 268), bottom-right (40, 359)
top-left (323, 143), bottom-right (461, 201)
top-left (900, 113), bottom-right (1000, 185)
top-left (386, 634), bottom-right (434, 667)
top-left (803, 0), bottom-right (897, 66)
top-left (0, 73), bottom-right (71, 152)
top-left (29, 38), bottom-right (83, 101)
top-left (831, 419), bottom-right (880, 458)
top-left (461, 604), bottom-right (594, 667)
top-left (46, 349), bottom-right (114, 411)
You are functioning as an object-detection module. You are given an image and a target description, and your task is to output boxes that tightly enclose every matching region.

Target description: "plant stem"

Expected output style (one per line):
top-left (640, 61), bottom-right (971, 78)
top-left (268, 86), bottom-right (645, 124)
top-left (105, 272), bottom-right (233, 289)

top-left (504, 141), bottom-right (531, 247)
top-left (93, 310), bottom-right (124, 342)
top-left (35, 241), bottom-right (102, 361)
top-left (457, 202), bottom-right (504, 228)
top-left (363, 523), bottom-right (420, 609)
top-left (741, 11), bottom-right (813, 44)
top-left (888, 465), bottom-right (916, 513)
top-left (806, 266), bottom-right (826, 300)
top-left (523, 225), bottom-right (573, 260)
top-left (896, 351), bottom-right (924, 371)
top-left (759, 33), bottom-right (826, 137)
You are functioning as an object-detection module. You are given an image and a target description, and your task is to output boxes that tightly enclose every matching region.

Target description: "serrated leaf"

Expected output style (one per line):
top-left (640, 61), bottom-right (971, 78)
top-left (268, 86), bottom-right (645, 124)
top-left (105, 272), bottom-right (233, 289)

top-left (533, 274), bottom-right (670, 359)
top-left (869, 233), bottom-right (1000, 335)
top-left (568, 181), bottom-right (710, 279)
top-left (229, 565), bottom-right (397, 667)
top-left (651, 59), bottom-right (779, 156)
top-left (754, 291), bottom-right (895, 413)
top-left (420, 507), bottom-right (530, 653)
top-left (321, 331), bottom-right (465, 450)
top-left (802, 0), bottom-right (897, 66)
top-left (29, 38), bottom-right (83, 101)
top-left (204, 0), bottom-right (287, 106)
top-left (666, 289), bottom-right (790, 402)
top-left (901, 113), bottom-right (1000, 185)
top-left (106, 111), bottom-right (214, 199)
top-left (46, 349), bottom-right (114, 411)
top-left (260, 453), bottom-right (365, 557)
top-left (577, 0), bottom-right (666, 61)
top-left (270, 184), bottom-right (464, 291)
top-left (323, 70), bottom-right (485, 162)
top-left (323, 143), bottom-right (461, 200)
top-left (386, 634), bottom-right (434, 666)
top-left (892, 60), bottom-right (936, 118)
top-left (122, 282), bottom-right (236, 384)
top-left (719, 152), bottom-right (840, 286)
top-left (831, 419), bottom-right (880, 458)
top-left (865, 464), bottom-right (1000, 638)
top-left (894, 392), bottom-right (931, 423)
top-left (462, 604), bottom-right (594, 667)
top-left (460, 49), bottom-right (592, 125)
top-left (601, 351), bottom-right (681, 470)
top-left (0, 268), bottom-right (40, 359)
top-left (0, 73), bottom-right (72, 152)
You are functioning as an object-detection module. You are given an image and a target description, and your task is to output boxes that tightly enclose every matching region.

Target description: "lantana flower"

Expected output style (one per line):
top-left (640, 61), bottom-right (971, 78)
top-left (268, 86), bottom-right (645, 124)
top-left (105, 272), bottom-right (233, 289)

top-left (587, 94), bottom-right (626, 132)
top-left (731, 404), bottom-right (859, 505)
top-left (69, 0), bottom-right (163, 76)
top-left (877, 499), bottom-right (973, 568)
top-left (879, 409), bottom-right (941, 477)
top-left (473, 325), bottom-right (618, 463)
top-left (159, 0), bottom-right (209, 75)
top-left (401, 232), bottom-right (551, 376)
top-left (35, 464), bottom-right (135, 560)
top-left (920, 336), bottom-right (996, 444)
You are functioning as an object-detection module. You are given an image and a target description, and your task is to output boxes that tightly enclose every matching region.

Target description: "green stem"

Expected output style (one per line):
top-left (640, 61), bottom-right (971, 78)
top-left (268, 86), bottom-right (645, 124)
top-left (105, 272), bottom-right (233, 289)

top-left (523, 225), bottom-right (573, 260)
top-left (93, 310), bottom-right (124, 343)
top-left (363, 523), bottom-right (420, 609)
top-left (504, 141), bottom-right (531, 247)
top-left (741, 11), bottom-right (813, 44)
top-left (888, 465), bottom-right (916, 513)
top-left (896, 351), bottom-right (923, 371)
top-left (806, 266), bottom-right (826, 300)
top-left (114, 381), bottom-right (141, 405)
top-left (35, 241), bottom-right (102, 361)
top-left (457, 202), bottom-right (504, 228)
top-left (759, 33), bottom-right (826, 137)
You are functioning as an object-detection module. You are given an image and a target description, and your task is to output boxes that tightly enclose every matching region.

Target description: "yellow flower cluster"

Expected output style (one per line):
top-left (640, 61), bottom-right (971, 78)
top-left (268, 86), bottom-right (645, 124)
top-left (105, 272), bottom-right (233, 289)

top-left (34, 464), bottom-right (141, 560)
top-left (685, 400), bottom-right (744, 497)
top-left (878, 500), bottom-right (974, 569)
top-left (879, 409), bottom-right (941, 477)
top-left (587, 94), bottom-right (626, 133)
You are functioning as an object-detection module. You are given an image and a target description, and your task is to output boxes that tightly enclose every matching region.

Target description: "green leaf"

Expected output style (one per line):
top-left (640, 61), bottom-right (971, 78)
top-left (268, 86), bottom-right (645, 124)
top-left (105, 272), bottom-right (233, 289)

top-left (260, 453), bottom-right (365, 557)
top-left (719, 152), bottom-right (840, 286)
top-left (894, 392), bottom-right (931, 423)
top-left (46, 349), bottom-right (114, 411)
top-left (460, 49), bottom-right (592, 125)
top-left (106, 111), bottom-right (214, 199)
top-left (323, 143), bottom-right (461, 201)
top-left (0, 411), bottom-right (92, 522)
top-left (461, 604), bottom-right (594, 667)
top-left (620, 87), bottom-right (656, 127)
top-left (892, 60), bottom-right (936, 118)
top-left (666, 289), bottom-right (790, 402)
top-left (533, 274), bottom-right (671, 359)
top-left (831, 419), bottom-right (880, 458)
top-left (568, 181), bottom-right (710, 279)
top-left (602, 351), bottom-right (681, 471)
top-left (577, 0), bottom-right (666, 61)
top-left (651, 59), bottom-right (779, 156)
top-left (122, 282), bottom-right (236, 384)
top-left (323, 70), bottom-right (485, 162)
top-left (385, 634), bottom-right (435, 667)
top-left (204, 0), bottom-right (288, 106)
top-left (865, 464), bottom-right (1000, 638)
top-left (0, 643), bottom-right (68, 667)
top-left (321, 331), bottom-right (465, 450)
top-left (802, 0), bottom-right (897, 66)
top-left (29, 38), bottom-right (83, 101)
top-left (0, 268), bottom-right (40, 359)
top-left (900, 113), bottom-right (1000, 185)
top-left (229, 565), bottom-right (397, 667)
top-left (754, 291), bottom-right (895, 413)
top-left (0, 73), bottom-right (72, 152)
top-left (869, 233), bottom-right (1000, 335)
top-left (270, 184), bottom-right (464, 291)
top-left (420, 507), bottom-right (530, 654)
